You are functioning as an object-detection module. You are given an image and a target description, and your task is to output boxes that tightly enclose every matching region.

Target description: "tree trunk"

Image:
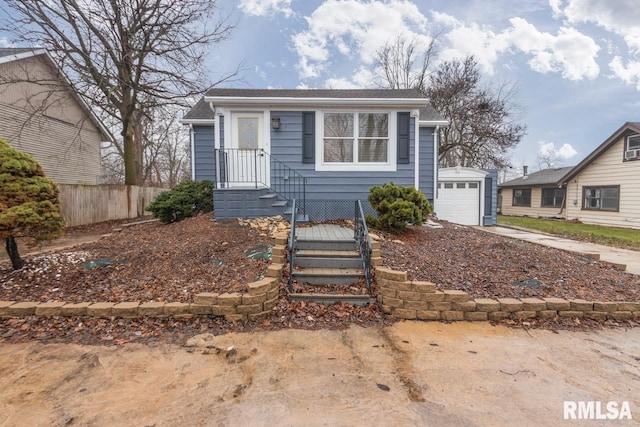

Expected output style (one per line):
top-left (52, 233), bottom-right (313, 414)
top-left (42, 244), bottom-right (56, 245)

top-left (5, 236), bottom-right (24, 270)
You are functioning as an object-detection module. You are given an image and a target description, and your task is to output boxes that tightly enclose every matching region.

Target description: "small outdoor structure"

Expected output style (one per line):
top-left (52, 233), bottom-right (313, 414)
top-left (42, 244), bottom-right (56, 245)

top-left (435, 167), bottom-right (498, 226)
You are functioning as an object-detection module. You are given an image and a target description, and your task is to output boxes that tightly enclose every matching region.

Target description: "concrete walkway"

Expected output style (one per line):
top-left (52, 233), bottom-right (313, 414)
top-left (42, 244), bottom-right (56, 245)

top-left (477, 226), bottom-right (640, 276)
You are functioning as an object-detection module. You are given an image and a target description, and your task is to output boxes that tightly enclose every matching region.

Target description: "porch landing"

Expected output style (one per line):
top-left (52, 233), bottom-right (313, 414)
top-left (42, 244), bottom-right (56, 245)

top-left (296, 224), bottom-right (353, 241)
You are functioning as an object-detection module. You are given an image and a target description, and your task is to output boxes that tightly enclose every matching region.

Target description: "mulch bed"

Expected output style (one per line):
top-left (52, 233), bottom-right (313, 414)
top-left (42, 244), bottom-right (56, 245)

top-left (379, 222), bottom-right (640, 302)
top-left (1, 216), bottom-right (639, 344)
top-left (0, 214), bottom-right (273, 303)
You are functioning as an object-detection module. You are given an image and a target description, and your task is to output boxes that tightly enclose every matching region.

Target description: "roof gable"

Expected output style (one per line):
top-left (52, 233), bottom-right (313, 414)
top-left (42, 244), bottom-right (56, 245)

top-left (560, 122), bottom-right (640, 184)
top-left (0, 48), bottom-right (112, 142)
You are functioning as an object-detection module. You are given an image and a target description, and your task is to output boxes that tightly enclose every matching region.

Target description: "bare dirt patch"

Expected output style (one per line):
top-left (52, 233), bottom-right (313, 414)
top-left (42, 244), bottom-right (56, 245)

top-left (379, 221), bottom-right (640, 301)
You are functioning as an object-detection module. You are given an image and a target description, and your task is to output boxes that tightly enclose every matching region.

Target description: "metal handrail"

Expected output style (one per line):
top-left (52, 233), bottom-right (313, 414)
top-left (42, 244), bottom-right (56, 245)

top-left (354, 200), bottom-right (373, 292)
top-left (214, 148), bottom-right (306, 216)
top-left (288, 198), bottom-right (297, 291)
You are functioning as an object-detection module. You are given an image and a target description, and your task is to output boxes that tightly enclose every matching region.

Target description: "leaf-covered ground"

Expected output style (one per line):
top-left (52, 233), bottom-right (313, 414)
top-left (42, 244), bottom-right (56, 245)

top-left (0, 214), bottom-right (273, 303)
top-left (380, 222), bottom-right (640, 301)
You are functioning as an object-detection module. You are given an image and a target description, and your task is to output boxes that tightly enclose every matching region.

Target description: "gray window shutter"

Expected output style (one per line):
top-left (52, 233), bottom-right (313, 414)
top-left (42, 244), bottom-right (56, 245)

top-left (484, 177), bottom-right (493, 215)
top-left (302, 112), bottom-right (315, 163)
top-left (397, 112), bottom-right (410, 164)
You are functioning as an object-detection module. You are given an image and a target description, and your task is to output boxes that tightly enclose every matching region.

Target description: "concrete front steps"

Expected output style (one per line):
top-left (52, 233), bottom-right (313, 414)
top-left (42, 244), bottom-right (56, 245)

top-left (289, 225), bottom-right (375, 306)
top-left (213, 188), bottom-right (308, 221)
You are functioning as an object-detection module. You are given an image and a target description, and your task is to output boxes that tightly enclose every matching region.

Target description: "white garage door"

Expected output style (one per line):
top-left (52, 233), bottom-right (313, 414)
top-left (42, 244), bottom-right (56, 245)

top-left (436, 181), bottom-right (481, 226)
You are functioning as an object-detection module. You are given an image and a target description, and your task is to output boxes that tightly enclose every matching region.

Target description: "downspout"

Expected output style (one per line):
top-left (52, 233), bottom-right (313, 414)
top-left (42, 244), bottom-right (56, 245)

top-left (433, 125), bottom-right (440, 203)
top-left (189, 124), bottom-right (195, 181)
top-left (208, 101), bottom-right (220, 186)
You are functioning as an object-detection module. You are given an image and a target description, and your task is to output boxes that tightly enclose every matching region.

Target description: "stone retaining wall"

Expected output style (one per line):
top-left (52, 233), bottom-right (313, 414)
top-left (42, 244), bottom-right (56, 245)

top-left (0, 241), bottom-right (288, 322)
top-left (376, 266), bottom-right (640, 322)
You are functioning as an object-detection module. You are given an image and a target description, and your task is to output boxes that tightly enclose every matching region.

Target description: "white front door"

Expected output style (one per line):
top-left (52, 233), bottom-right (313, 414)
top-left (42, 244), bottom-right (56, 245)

top-left (229, 112), bottom-right (269, 187)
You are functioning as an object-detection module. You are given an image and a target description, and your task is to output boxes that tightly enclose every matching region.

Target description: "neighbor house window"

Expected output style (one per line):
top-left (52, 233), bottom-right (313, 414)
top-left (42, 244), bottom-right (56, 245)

top-left (541, 188), bottom-right (565, 207)
top-left (627, 134), bottom-right (640, 151)
top-left (321, 112), bottom-right (390, 167)
top-left (512, 188), bottom-right (531, 206)
top-left (583, 186), bottom-right (619, 211)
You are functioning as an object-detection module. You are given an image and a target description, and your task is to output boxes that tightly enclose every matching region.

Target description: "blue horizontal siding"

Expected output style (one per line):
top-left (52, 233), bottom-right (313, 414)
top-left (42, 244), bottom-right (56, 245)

top-left (270, 111), bottom-right (415, 202)
top-left (418, 126), bottom-right (435, 201)
top-left (193, 125), bottom-right (215, 181)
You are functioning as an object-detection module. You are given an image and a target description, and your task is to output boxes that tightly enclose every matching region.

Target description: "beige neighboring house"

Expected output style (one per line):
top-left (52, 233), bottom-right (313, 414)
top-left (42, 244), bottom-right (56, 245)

top-left (0, 48), bottom-right (109, 184)
top-left (499, 166), bottom-right (573, 219)
top-left (560, 122), bottom-right (640, 229)
top-left (500, 122), bottom-right (640, 230)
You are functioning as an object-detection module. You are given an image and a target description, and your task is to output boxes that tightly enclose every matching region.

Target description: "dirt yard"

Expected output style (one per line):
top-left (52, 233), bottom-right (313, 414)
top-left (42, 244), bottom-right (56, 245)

top-left (0, 322), bottom-right (638, 426)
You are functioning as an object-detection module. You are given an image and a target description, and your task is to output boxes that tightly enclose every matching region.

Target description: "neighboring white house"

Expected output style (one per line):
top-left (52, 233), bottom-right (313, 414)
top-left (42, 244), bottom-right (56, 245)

top-left (499, 122), bottom-right (640, 230)
top-left (561, 122), bottom-right (640, 229)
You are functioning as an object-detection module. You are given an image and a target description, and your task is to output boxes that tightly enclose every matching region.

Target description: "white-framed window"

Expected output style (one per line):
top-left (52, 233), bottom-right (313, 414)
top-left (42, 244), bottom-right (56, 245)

top-left (316, 111), bottom-right (396, 171)
top-left (627, 134), bottom-right (640, 151)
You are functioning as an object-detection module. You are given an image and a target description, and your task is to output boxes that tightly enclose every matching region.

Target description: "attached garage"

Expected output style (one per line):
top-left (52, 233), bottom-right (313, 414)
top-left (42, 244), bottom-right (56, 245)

top-left (435, 167), bottom-right (496, 226)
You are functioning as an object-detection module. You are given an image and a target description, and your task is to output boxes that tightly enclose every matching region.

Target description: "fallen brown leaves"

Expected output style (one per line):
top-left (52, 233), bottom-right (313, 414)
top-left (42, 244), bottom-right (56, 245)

top-left (380, 222), bottom-right (640, 301)
top-left (0, 214), bottom-right (273, 303)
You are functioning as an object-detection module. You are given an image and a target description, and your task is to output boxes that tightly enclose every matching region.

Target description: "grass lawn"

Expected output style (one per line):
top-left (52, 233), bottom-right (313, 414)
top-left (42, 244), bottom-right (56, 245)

top-left (497, 215), bottom-right (640, 251)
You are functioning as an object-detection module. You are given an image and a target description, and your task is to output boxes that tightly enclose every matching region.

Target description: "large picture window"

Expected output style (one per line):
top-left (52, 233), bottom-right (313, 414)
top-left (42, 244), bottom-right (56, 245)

top-left (512, 188), bottom-right (531, 206)
top-left (541, 188), bottom-right (565, 207)
top-left (322, 112), bottom-right (389, 164)
top-left (583, 186), bottom-right (619, 211)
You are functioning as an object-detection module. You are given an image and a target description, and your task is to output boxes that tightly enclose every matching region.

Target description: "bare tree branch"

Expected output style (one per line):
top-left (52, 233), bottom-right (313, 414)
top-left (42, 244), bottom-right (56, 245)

top-left (4, 0), bottom-right (237, 185)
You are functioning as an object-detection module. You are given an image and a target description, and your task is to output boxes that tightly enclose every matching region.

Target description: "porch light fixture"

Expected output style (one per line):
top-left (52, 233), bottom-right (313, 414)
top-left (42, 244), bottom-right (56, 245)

top-left (271, 116), bottom-right (280, 130)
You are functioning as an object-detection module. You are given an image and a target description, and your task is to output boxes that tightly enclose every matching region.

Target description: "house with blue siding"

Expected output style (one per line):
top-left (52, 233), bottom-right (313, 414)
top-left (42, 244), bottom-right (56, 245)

top-left (181, 88), bottom-right (448, 221)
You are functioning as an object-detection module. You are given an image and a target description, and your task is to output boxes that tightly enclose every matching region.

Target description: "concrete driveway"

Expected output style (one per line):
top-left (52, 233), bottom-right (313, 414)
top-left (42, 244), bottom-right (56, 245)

top-left (479, 226), bottom-right (640, 275)
top-left (0, 322), bottom-right (638, 426)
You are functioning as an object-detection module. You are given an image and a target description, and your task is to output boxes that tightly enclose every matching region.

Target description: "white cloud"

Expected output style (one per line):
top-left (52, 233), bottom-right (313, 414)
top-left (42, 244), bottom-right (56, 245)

top-left (432, 12), bottom-right (507, 74)
top-left (434, 14), bottom-right (600, 80)
top-left (292, 0), bottom-right (430, 79)
top-left (0, 38), bottom-right (15, 48)
top-left (609, 56), bottom-right (640, 90)
top-left (239, 0), bottom-right (293, 18)
top-left (323, 66), bottom-right (373, 89)
top-left (538, 141), bottom-right (578, 160)
top-left (553, 0), bottom-right (640, 53)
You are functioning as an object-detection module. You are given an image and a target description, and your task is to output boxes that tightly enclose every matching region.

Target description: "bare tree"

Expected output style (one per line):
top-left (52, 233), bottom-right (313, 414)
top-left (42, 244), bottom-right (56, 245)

top-left (427, 57), bottom-right (526, 169)
top-left (4, 0), bottom-right (236, 185)
top-left (373, 33), bottom-right (437, 92)
top-left (373, 36), bottom-right (526, 169)
top-left (536, 152), bottom-right (558, 170)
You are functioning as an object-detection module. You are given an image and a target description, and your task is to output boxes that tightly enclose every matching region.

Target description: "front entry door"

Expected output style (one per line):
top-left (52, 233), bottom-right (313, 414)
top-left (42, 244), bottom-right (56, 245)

top-left (230, 113), bottom-right (269, 187)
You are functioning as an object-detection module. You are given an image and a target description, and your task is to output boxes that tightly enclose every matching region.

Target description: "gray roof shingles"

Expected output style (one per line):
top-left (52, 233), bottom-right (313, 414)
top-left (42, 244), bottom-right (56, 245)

top-left (183, 88), bottom-right (444, 122)
top-left (499, 166), bottom-right (574, 187)
top-left (0, 48), bottom-right (40, 59)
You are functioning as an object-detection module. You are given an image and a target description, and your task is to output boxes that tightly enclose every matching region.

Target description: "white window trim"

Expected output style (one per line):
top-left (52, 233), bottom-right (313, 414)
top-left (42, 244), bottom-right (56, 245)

top-left (627, 134), bottom-right (640, 150)
top-left (315, 110), bottom-right (397, 172)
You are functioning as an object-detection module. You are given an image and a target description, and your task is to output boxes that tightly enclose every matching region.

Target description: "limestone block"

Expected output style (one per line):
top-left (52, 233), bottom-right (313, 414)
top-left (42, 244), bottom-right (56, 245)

top-left (411, 281), bottom-right (436, 293)
top-left (112, 302), bottom-right (140, 317)
top-left (8, 302), bottom-right (38, 316)
top-left (593, 302), bottom-right (618, 312)
top-left (429, 301), bottom-right (452, 311)
top-left (86, 302), bottom-right (115, 317)
top-left (474, 298), bottom-right (500, 312)
top-left (194, 292), bottom-right (219, 305)
top-left (569, 299), bottom-right (593, 311)
top-left (543, 297), bottom-right (570, 311)
top-left (421, 291), bottom-right (445, 302)
top-left (416, 310), bottom-right (440, 320)
top-left (498, 298), bottom-right (523, 312)
top-left (441, 311), bottom-right (464, 321)
top-left (61, 302), bottom-right (91, 316)
top-left (452, 301), bottom-right (477, 312)
top-left (558, 310), bottom-right (584, 318)
top-left (138, 302), bottom-right (165, 316)
top-left (444, 290), bottom-right (469, 303)
top-left (520, 298), bottom-right (546, 311)
top-left (217, 293), bottom-right (243, 306)
top-left (394, 309), bottom-right (417, 319)
top-left (464, 312), bottom-right (488, 321)
top-left (35, 302), bottom-right (65, 316)
top-left (163, 302), bottom-right (190, 316)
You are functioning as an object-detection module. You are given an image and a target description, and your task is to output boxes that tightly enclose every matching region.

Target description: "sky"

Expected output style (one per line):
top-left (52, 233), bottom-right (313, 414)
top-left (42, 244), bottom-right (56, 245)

top-left (2, 0), bottom-right (640, 175)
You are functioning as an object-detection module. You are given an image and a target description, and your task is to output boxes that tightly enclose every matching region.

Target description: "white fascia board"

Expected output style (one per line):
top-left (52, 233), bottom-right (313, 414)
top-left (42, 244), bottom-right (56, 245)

top-left (0, 49), bottom-right (47, 65)
top-left (204, 95), bottom-right (428, 108)
top-left (178, 118), bottom-right (216, 125)
top-left (419, 119), bottom-right (449, 127)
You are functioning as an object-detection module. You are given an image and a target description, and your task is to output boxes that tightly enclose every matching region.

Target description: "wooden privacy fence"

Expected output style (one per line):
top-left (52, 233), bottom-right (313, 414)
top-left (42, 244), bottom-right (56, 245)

top-left (58, 184), bottom-right (166, 227)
